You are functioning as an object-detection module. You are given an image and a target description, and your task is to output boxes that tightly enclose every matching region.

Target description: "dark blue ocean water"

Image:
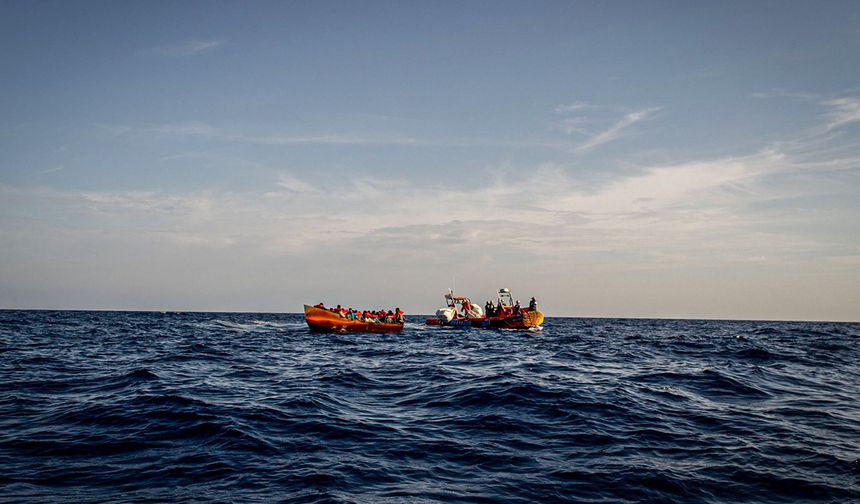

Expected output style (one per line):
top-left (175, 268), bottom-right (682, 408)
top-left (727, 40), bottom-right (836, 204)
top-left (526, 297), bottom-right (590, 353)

top-left (1, 311), bottom-right (859, 503)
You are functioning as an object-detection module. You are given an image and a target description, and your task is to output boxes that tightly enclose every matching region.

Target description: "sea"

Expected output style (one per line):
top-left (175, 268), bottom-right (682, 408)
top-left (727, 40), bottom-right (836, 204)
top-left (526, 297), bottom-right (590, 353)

top-left (1, 310), bottom-right (858, 503)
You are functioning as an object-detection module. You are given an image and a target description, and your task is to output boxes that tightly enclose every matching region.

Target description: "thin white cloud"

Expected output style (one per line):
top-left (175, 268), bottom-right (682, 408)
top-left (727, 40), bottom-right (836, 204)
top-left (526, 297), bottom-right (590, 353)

top-left (155, 121), bottom-right (217, 137)
top-left (552, 155), bottom-right (772, 216)
top-left (558, 117), bottom-right (588, 135)
top-left (751, 90), bottom-right (820, 100)
top-left (7, 97), bottom-right (860, 318)
top-left (274, 172), bottom-right (318, 194)
top-left (751, 90), bottom-right (860, 133)
top-left (823, 97), bottom-right (860, 131)
top-left (72, 100), bottom-right (852, 252)
top-left (554, 101), bottom-right (594, 114)
top-left (553, 101), bottom-right (597, 135)
top-left (553, 102), bottom-right (661, 151)
top-left (249, 133), bottom-right (419, 146)
top-left (576, 107), bottom-right (660, 152)
top-left (142, 121), bottom-right (418, 145)
top-left (39, 165), bottom-right (65, 174)
top-left (95, 123), bottom-right (133, 137)
top-left (145, 39), bottom-right (225, 58)
top-left (0, 144), bottom-right (804, 258)
top-left (110, 121), bottom-right (562, 149)
top-left (3, 115), bottom-right (858, 317)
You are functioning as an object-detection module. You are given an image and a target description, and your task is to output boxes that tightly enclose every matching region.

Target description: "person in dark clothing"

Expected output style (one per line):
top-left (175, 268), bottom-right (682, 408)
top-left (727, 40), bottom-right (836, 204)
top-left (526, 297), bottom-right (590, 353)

top-left (513, 300), bottom-right (520, 314)
top-left (529, 297), bottom-right (536, 311)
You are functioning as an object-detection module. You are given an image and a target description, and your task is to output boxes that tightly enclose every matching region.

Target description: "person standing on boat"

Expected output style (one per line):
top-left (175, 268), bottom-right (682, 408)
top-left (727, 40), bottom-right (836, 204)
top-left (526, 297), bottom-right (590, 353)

top-left (513, 300), bottom-right (520, 315)
top-left (529, 297), bottom-right (536, 311)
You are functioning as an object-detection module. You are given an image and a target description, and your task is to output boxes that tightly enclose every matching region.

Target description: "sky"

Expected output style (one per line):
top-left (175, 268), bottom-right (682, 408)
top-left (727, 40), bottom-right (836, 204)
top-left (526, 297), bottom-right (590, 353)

top-left (1, 1), bottom-right (859, 321)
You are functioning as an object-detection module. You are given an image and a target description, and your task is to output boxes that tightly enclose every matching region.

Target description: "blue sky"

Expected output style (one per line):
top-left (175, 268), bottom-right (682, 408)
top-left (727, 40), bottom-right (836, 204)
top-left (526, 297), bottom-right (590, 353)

top-left (1, 1), bottom-right (859, 320)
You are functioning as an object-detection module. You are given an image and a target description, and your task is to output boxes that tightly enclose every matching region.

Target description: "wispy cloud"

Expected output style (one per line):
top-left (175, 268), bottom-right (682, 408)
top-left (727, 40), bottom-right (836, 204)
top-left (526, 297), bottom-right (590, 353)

top-left (823, 97), bottom-right (860, 131)
top-left (0, 142), bottom-right (817, 257)
top-left (553, 101), bottom-right (597, 135)
top-left (751, 90), bottom-right (819, 100)
top-left (3, 113), bottom-right (858, 316)
top-left (554, 101), bottom-right (594, 114)
top-left (752, 90), bottom-right (860, 133)
top-left (575, 107), bottom-right (660, 152)
top-left (106, 121), bottom-right (566, 149)
top-left (38, 165), bottom-right (65, 175)
top-left (273, 172), bottom-right (318, 194)
top-left (144, 39), bottom-right (225, 58)
top-left (553, 103), bottom-right (660, 152)
top-left (53, 100), bottom-right (859, 264)
top-left (129, 120), bottom-right (420, 146)
top-left (154, 121), bottom-right (217, 137)
top-left (250, 133), bottom-right (420, 146)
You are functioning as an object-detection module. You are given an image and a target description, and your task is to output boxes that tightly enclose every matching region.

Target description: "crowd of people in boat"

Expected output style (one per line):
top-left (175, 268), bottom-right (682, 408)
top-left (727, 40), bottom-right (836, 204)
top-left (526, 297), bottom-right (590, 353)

top-left (313, 303), bottom-right (405, 324)
top-left (482, 296), bottom-right (537, 318)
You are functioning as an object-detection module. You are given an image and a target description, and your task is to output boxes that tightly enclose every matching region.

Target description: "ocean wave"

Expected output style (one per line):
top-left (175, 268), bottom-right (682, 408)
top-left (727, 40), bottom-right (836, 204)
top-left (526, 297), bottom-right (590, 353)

top-left (631, 369), bottom-right (772, 399)
top-left (0, 311), bottom-right (857, 503)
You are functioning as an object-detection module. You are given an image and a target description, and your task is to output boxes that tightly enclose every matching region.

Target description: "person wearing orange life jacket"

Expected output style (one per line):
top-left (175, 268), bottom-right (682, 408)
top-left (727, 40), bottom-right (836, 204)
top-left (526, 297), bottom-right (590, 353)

top-left (395, 308), bottom-right (404, 323)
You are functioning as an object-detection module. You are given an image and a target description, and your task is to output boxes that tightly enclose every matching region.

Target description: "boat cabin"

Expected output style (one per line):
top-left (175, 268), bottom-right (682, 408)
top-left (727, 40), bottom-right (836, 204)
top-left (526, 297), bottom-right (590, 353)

top-left (497, 288), bottom-right (513, 308)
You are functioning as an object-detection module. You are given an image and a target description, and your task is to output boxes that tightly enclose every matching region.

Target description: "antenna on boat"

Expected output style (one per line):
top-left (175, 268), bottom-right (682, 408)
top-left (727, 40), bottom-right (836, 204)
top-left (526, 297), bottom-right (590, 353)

top-left (452, 275), bottom-right (455, 294)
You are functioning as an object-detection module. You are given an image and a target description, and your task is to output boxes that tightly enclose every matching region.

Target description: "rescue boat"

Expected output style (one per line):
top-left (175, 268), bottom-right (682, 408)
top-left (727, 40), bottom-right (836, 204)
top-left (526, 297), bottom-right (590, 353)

top-left (303, 305), bottom-right (404, 333)
top-left (425, 288), bottom-right (544, 330)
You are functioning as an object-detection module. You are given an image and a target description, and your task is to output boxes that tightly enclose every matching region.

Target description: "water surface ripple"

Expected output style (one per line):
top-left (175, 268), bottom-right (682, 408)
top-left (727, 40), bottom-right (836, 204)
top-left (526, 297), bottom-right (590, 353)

top-left (1, 311), bottom-right (859, 502)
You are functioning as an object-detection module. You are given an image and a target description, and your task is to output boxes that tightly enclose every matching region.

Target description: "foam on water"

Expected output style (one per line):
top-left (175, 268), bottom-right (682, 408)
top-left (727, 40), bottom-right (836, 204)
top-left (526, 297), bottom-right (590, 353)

top-left (0, 311), bottom-right (858, 503)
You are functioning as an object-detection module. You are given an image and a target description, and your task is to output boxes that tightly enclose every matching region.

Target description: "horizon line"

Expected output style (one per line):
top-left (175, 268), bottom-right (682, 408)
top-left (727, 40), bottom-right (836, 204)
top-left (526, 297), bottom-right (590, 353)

top-left (1, 307), bottom-right (857, 324)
